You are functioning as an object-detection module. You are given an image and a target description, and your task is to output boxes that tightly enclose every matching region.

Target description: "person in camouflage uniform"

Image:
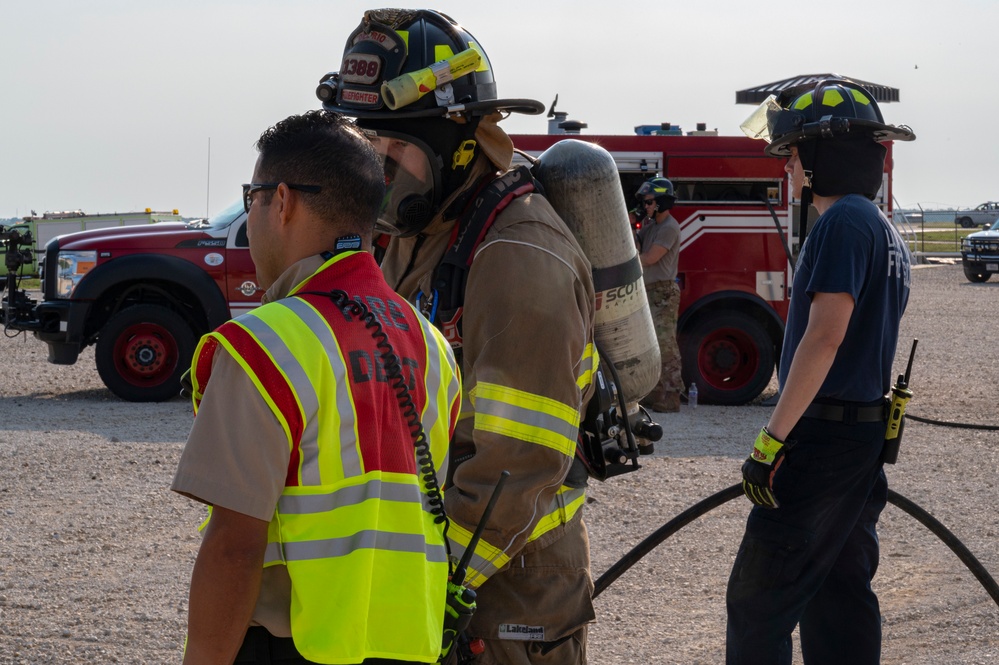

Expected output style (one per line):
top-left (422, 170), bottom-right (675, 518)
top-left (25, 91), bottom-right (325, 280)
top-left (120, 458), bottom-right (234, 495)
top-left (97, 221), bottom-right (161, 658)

top-left (636, 177), bottom-right (684, 412)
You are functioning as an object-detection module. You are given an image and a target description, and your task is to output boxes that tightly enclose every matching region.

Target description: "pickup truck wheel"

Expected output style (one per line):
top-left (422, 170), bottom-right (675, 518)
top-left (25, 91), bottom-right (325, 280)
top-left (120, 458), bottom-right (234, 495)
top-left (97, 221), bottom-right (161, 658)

top-left (680, 311), bottom-right (775, 406)
top-left (958, 216), bottom-right (974, 228)
top-left (963, 265), bottom-right (992, 283)
top-left (96, 304), bottom-right (196, 402)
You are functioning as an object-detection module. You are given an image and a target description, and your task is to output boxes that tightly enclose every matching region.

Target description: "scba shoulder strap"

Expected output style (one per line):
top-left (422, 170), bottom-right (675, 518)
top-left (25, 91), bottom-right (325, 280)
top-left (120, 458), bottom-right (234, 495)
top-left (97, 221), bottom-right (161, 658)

top-left (421, 165), bottom-right (538, 355)
top-left (425, 165), bottom-right (648, 487)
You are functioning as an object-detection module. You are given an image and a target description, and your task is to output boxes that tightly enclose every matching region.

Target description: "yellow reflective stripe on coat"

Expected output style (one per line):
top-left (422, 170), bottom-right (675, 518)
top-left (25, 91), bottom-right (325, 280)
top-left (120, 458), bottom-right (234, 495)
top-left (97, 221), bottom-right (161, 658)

top-left (576, 342), bottom-right (598, 391)
top-left (446, 485), bottom-right (585, 588)
top-left (446, 520), bottom-right (511, 589)
top-left (526, 486), bottom-right (586, 544)
top-left (471, 382), bottom-right (581, 456)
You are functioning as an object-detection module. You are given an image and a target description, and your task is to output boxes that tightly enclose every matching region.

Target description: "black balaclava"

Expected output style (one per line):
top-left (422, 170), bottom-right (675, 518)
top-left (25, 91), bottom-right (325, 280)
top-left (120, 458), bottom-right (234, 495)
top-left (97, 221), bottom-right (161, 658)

top-left (797, 134), bottom-right (887, 201)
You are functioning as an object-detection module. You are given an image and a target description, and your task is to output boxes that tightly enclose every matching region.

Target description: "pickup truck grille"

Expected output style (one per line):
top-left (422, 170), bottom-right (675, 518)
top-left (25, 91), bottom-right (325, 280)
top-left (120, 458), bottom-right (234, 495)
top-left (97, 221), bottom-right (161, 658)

top-left (43, 242), bottom-right (60, 299)
top-left (969, 239), bottom-right (999, 253)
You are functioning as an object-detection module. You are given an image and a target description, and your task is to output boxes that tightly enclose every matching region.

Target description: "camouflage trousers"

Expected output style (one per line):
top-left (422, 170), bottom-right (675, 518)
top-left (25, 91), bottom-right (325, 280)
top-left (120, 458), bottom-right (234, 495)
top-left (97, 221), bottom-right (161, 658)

top-left (645, 279), bottom-right (684, 398)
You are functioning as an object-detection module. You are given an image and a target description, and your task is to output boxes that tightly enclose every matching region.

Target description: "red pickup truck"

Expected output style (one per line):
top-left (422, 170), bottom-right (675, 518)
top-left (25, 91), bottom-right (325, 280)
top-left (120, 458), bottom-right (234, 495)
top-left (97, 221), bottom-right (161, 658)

top-left (1, 201), bottom-right (256, 401)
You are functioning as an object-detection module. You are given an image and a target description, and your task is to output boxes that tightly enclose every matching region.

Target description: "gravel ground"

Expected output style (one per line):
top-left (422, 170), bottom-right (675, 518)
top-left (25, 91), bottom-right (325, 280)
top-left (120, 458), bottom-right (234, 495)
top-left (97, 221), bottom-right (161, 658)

top-left (0, 261), bottom-right (997, 664)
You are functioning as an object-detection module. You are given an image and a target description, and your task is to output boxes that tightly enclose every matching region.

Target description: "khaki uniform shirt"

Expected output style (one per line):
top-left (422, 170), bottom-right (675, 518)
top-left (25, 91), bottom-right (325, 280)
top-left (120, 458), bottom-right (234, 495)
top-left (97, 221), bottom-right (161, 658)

top-left (638, 213), bottom-right (680, 284)
top-left (172, 255), bottom-right (326, 638)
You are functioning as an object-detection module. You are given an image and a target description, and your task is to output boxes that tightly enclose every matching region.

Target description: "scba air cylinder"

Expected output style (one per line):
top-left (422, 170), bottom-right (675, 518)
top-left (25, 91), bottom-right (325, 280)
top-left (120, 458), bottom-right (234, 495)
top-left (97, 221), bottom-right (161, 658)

top-left (533, 139), bottom-right (660, 402)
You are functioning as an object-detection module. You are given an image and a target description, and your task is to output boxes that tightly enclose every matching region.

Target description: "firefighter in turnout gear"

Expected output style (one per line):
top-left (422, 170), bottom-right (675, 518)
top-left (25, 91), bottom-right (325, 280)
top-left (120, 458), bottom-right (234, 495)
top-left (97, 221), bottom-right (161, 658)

top-left (317, 9), bottom-right (598, 663)
top-left (173, 111), bottom-right (461, 664)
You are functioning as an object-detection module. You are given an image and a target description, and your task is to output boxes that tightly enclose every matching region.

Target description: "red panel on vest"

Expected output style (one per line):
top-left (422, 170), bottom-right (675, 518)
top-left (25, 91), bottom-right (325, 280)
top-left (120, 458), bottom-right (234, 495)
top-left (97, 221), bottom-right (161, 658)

top-left (192, 337), bottom-right (219, 408)
top-left (213, 320), bottom-right (305, 486)
top-left (298, 254), bottom-right (430, 476)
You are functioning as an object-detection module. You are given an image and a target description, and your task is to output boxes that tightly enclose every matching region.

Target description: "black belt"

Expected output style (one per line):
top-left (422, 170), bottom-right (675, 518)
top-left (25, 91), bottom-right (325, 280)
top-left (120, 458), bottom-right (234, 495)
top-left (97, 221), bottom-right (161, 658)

top-left (234, 627), bottom-right (303, 664)
top-left (802, 401), bottom-right (886, 424)
top-left (234, 626), bottom-right (419, 664)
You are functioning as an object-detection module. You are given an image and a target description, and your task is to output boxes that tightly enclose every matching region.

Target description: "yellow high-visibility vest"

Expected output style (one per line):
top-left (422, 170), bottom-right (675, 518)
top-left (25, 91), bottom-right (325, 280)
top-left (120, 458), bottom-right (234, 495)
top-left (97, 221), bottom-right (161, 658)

top-left (192, 252), bottom-right (460, 664)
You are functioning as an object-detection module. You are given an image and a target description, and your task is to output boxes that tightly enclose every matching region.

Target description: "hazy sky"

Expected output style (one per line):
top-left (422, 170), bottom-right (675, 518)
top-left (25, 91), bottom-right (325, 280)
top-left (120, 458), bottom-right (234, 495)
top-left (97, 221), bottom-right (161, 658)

top-left (3, 0), bottom-right (997, 220)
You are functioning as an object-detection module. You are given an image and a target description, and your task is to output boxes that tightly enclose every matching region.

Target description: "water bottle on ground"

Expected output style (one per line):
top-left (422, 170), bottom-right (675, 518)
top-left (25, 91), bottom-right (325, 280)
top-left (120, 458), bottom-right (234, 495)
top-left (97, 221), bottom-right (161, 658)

top-left (688, 383), bottom-right (698, 409)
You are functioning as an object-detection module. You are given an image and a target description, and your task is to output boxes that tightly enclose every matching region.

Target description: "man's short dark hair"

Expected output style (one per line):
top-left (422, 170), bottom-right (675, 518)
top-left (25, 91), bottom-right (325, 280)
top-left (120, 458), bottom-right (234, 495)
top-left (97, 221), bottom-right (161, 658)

top-left (255, 110), bottom-right (385, 235)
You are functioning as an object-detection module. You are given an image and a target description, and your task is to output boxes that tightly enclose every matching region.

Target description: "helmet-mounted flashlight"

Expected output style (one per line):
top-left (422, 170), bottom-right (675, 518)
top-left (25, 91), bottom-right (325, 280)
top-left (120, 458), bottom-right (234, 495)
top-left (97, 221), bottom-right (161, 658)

top-left (381, 47), bottom-right (483, 110)
top-left (316, 73), bottom-right (338, 103)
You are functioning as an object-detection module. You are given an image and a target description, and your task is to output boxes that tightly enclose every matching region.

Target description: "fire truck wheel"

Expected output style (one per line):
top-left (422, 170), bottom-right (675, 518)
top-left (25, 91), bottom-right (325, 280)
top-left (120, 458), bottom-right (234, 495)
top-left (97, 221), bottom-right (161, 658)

top-left (95, 304), bottom-right (196, 402)
top-left (680, 310), bottom-right (775, 406)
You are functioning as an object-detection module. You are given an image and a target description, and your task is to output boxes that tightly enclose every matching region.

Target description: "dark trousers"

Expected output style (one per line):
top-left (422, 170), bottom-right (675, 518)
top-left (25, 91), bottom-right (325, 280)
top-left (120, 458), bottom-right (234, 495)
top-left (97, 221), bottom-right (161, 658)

top-left (235, 626), bottom-right (420, 665)
top-left (726, 413), bottom-right (888, 665)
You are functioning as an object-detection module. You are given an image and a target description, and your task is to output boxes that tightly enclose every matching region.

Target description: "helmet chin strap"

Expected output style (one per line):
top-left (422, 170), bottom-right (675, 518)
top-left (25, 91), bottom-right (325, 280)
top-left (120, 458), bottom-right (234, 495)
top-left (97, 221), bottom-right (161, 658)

top-left (796, 141), bottom-right (817, 243)
top-left (799, 175), bottom-right (813, 243)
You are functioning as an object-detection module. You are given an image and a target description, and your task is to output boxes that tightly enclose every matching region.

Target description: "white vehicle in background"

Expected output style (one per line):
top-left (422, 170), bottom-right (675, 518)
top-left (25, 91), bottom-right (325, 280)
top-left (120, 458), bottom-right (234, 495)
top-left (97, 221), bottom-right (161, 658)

top-left (961, 219), bottom-right (999, 282)
top-left (954, 201), bottom-right (999, 229)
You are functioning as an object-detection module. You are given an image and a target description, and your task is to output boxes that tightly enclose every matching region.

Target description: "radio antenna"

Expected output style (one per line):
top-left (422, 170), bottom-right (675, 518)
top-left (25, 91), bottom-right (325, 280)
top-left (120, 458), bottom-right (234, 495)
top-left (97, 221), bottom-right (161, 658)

top-left (206, 137), bottom-right (211, 219)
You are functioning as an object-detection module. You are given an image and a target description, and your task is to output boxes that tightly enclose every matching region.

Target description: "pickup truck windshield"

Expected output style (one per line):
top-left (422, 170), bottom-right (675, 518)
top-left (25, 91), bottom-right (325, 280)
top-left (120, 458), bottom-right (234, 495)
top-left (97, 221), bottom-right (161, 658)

top-left (186, 200), bottom-right (244, 231)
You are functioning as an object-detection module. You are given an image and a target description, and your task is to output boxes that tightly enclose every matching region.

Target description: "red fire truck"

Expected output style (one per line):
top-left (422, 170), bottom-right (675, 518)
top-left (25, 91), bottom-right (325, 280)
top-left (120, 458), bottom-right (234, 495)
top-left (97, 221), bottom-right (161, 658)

top-left (0, 118), bottom-right (896, 405)
top-left (511, 123), bottom-right (898, 405)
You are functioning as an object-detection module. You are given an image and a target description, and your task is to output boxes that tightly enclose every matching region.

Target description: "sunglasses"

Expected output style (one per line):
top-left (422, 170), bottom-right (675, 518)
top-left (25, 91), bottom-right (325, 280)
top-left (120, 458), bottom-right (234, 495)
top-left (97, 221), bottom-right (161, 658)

top-left (643, 199), bottom-right (658, 207)
top-left (242, 183), bottom-right (322, 214)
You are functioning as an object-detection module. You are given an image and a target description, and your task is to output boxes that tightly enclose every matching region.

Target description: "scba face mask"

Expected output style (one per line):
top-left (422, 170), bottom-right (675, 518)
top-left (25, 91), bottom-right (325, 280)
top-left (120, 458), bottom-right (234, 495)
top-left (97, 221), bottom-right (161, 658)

top-left (363, 129), bottom-right (440, 237)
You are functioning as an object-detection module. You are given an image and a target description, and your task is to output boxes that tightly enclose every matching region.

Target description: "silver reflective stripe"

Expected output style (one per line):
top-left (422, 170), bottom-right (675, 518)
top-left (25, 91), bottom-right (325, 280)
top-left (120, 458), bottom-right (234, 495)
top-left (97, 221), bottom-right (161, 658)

top-left (447, 540), bottom-right (503, 580)
top-left (279, 479), bottom-right (422, 514)
top-left (551, 487), bottom-right (585, 515)
top-left (580, 346), bottom-right (597, 379)
top-left (264, 541), bottom-right (284, 565)
top-left (238, 310), bottom-right (324, 483)
top-left (283, 530), bottom-right (448, 563)
top-left (475, 395), bottom-right (579, 444)
top-left (281, 298), bottom-right (362, 480)
top-left (409, 304), bottom-right (456, 477)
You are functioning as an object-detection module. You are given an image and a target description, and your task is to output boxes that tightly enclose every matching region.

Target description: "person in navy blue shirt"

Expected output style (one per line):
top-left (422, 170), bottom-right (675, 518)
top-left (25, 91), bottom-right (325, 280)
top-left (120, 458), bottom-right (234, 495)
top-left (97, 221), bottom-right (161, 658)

top-left (728, 79), bottom-right (915, 665)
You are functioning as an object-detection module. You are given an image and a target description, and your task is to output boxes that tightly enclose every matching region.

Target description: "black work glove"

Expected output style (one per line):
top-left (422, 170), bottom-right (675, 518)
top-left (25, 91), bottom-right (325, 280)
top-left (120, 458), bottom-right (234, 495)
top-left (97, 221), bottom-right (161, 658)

top-left (741, 427), bottom-right (792, 509)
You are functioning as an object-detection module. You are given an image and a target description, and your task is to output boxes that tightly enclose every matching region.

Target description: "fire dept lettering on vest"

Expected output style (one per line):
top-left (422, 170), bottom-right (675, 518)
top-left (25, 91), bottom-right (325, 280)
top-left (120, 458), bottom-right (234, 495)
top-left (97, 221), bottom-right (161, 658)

top-left (348, 350), bottom-right (419, 390)
top-left (337, 296), bottom-right (411, 331)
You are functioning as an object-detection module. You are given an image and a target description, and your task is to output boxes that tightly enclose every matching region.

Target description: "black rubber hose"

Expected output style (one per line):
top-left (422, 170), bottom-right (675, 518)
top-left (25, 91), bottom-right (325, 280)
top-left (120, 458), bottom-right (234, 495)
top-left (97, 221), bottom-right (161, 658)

top-left (541, 486), bottom-right (744, 656)
top-left (905, 413), bottom-right (999, 431)
top-left (886, 489), bottom-right (999, 606)
top-left (593, 483), bottom-right (999, 609)
top-left (593, 484), bottom-right (744, 599)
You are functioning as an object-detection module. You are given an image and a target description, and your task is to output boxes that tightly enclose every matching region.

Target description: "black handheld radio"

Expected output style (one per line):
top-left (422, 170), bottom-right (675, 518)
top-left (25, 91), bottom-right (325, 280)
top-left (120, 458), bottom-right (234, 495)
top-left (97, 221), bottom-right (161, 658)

top-left (883, 339), bottom-right (918, 464)
top-left (440, 470), bottom-right (510, 664)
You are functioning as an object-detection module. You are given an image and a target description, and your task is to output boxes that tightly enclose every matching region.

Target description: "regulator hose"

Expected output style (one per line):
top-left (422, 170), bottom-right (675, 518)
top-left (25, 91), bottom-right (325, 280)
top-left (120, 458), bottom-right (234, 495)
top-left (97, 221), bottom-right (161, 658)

top-left (593, 483), bottom-right (999, 608)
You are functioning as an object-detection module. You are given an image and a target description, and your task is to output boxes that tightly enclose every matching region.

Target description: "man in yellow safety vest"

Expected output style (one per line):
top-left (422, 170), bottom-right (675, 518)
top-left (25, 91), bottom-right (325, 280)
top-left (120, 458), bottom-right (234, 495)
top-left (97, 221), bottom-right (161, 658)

top-left (173, 110), bottom-right (461, 664)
